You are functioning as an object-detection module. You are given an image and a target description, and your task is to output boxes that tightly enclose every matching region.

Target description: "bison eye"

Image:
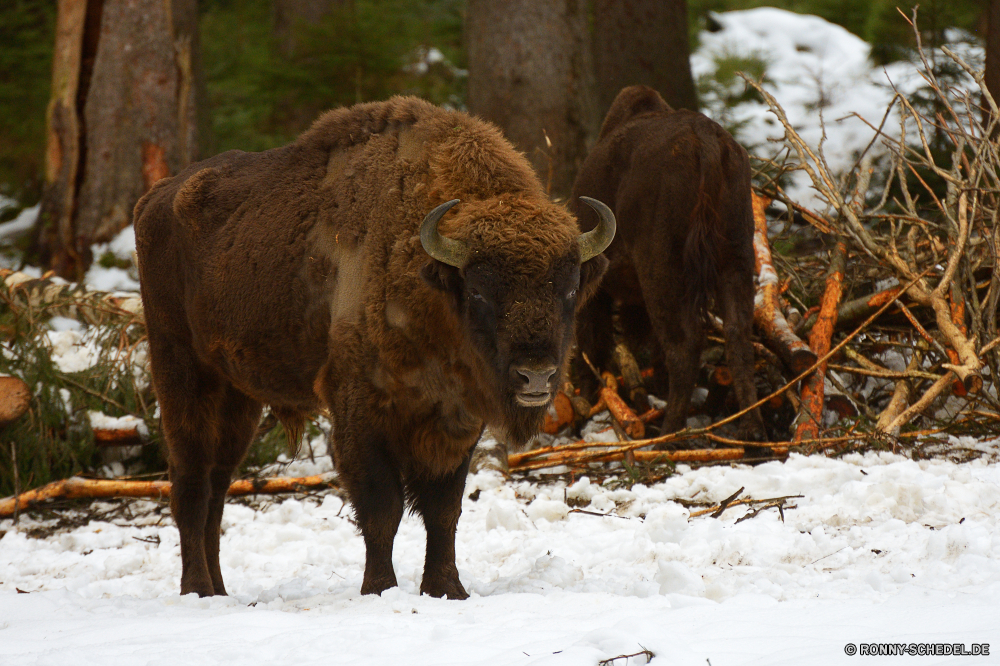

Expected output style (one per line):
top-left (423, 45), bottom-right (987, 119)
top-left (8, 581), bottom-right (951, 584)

top-left (470, 288), bottom-right (485, 302)
top-left (566, 288), bottom-right (577, 299)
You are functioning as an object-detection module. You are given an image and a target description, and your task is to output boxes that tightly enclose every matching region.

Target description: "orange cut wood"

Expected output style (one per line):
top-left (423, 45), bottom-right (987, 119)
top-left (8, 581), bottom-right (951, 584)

top-left (541, 391), bottom-right (576, 434)
top-left (0, 376), bottom-right (31, 426)
top-left (0, 474), bottom-right (341, 517)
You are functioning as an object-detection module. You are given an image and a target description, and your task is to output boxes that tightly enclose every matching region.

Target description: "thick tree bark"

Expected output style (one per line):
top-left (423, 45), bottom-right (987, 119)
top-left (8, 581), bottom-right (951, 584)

top-left (986, 0), bottom-right (1000, 124)
top-left (38, 0), bottom-right (205, 280)
top-left (591, 0), bottom-right (698, 115)
top-left (465, 0), bottom-right (597, 199)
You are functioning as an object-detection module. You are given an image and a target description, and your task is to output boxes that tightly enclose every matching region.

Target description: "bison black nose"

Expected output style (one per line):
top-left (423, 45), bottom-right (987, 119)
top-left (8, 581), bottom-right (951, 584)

top-left (514, 365), bottom-right (558, 407)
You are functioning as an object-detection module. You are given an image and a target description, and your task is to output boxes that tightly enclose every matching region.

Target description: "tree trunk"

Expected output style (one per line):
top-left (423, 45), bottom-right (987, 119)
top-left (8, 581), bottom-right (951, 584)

top-left (37, 0), bottom-right (205, 280)
top-left (986, 0), bottom-right (1000, 125)
top-left (465, 0), bottom-right (597, 200)
top-left (591, 0), bottom-right (698, 116)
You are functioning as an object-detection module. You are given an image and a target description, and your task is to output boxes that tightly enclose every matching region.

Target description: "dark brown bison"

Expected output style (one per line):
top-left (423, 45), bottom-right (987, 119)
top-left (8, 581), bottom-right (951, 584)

top-left (135, 96), bottom-right (615, 600)
top-left (570, 85), bottom-right (765, 441)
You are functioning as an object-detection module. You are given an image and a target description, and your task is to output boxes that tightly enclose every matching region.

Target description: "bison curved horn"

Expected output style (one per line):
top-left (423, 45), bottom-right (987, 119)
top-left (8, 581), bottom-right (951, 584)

top-left (420, 199), bottom-right (469, 268)
top-left (577, 196), bottom-right (617, 261)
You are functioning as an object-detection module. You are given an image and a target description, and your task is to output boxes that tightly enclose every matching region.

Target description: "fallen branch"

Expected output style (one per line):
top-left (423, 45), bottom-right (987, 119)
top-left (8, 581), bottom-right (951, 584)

top-left (751, 193), bottom-right (817, 373)
top-left (509, 446), bottom-right (789, 473)
top-left (735, 498), bottom-right (796, 524)
top-left (0, 474), bottom-right (341, 518)
top-left (600, 371), bottom-right (645, 439)
top-left (612, 341), bottom-right (648, 408)
top-left (1, 269), bottom-right (144, 326)
top-left (795, 240), bottom-right (846, 441)
top-left (689, 493), bottom-right (804, 518)
top-left (710, 486), bottom-right (744, 518)
top-left (598, 648), bottom-right (655, 666)
top-left (798, 286), bottom-right (905, 335)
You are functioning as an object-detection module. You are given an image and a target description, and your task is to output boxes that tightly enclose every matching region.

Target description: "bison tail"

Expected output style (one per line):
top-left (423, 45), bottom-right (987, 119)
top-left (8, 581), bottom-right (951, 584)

top-left (681, 147), bottom-right (725, 334)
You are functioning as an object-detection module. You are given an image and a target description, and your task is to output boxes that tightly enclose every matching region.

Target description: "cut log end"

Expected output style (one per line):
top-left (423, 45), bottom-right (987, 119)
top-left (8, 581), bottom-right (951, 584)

top-left (787, 349), bottom-right (819, 375)
top-left (93, 427), bottom-right (142, 446)
top-left (0, 376), bottom-right (31, 426)
top-left (963, 374), bottom-right (983, 395)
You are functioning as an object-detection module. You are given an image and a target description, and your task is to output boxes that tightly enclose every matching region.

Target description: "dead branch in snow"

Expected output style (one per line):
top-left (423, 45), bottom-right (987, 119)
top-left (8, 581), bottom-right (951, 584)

top-left (0, 474), bottom-right (341, 518)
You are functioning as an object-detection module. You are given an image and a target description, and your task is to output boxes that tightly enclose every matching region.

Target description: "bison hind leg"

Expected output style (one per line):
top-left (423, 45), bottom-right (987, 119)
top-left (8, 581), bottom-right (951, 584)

top-left (168, 460), bottom-right (215, 597)
top-left (719, 267), bottom-right (767, 442)
top-left (406, 447), bottom-right (475, 600)
top-left (204, 388), bottom-right (263, 595)
top-left (158, 360), bottom-right (261, 597)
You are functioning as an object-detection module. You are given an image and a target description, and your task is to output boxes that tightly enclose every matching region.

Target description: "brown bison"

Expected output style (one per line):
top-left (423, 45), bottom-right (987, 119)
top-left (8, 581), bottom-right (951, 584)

top-left (134, 96), bottom-right (615, 599)
top-left (571, 85), bottom-right (765, 441)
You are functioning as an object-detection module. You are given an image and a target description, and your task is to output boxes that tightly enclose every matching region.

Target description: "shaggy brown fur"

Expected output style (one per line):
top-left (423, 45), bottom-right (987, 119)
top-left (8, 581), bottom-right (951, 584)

top-left (135, 96), bottom-right (609, 600)
top-left (571, 85), bottom-right (766, 441)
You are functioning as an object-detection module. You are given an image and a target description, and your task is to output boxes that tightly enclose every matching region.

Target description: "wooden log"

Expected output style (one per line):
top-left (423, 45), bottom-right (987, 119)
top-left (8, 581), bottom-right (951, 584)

top-left (795, 240), bottom-right (846, 442)
top-left (92, 427), bottom-right (142, 446)
top-left (825, 394), bottom-right (858, 419)
top-left (639, 407), bottom-right (665, 423)
top-left (710, 365), bottom-right (733, 386)
top-left (612, 341), bottom-right (648, 409)
top-left (946, 285), bottom-right (969, 397)
top-left (0, 474), bottom-right (341, 518)
top-left (616, 368), bottom-right (655, 388)
top-left (600, 371), bottom-right (644, 439)
top-left (541, 390), bottom-right (576, 434)
top-left (509, 446), bottom-right (789, 473)
top-left (875, 348), bottom-right (924, 434)
top-left (798, 286), bottom-right (904, 334)
top-left (0, 376), bottom-right (31, 426)
top-left (569, 393), bottom-right (594, 419)
top-left (750, 193), bottom-right (817, 373)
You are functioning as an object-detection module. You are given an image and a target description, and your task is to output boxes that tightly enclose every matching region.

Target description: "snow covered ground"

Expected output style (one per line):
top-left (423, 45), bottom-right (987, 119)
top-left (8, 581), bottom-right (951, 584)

top-left (3, 451), bottom-right (1000, 664)
top-left (3, 8), bottom-right (1000, 665)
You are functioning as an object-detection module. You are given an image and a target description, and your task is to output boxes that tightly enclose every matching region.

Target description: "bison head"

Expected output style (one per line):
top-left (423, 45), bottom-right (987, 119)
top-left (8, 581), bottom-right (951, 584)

top-left (420, 197), bottom-right (615, 445)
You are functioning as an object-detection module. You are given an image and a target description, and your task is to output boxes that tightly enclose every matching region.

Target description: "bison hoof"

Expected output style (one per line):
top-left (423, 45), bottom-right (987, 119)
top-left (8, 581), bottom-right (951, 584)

top-left (361, 574), bottom-right (398, 596)
top-left (180, 581), bottom-right (219, 598)
top-left (420, 576), bottom-right (469, 600)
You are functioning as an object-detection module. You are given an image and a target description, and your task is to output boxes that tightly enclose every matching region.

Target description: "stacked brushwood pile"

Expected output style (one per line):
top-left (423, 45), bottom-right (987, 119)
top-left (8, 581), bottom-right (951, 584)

top-left (2, 22), bottom-right (997, 502)
top-left (513, 21), bottom-right (1000, 475)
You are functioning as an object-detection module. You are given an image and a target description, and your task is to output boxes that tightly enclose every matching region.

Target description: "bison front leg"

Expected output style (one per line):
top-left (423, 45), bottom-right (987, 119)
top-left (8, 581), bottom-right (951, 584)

top-left (336, 433), bottom-right (405, 596)
top-left (407, 446), bottom-right (474, 600)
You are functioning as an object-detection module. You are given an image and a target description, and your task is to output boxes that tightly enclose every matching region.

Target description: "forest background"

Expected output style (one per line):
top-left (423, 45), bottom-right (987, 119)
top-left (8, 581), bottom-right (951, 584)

top-left (0, 0), bottom-right (997, 498)
top-left (0, 0), bottom-right (988, 227)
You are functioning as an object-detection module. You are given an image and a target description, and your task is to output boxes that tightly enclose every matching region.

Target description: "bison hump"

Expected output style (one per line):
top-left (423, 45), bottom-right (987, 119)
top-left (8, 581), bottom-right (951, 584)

top-left (598, 85), bottom-right (673, 139)
top-left (172, 166), bottom-right (222, 230)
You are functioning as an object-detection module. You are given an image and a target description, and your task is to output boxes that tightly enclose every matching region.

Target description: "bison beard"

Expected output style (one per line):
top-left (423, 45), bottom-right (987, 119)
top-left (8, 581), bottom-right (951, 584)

top-left (571, 85), bottom-right (767, 443)
top-left (134, 96), bottom-right (613, 599)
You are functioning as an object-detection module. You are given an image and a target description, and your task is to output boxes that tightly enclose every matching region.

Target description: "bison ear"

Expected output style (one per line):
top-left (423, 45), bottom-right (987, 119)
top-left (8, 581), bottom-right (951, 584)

top-left (577, 254), bottom-right (609, 306)
top-left (420, 259), bottom-right (463, 295)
